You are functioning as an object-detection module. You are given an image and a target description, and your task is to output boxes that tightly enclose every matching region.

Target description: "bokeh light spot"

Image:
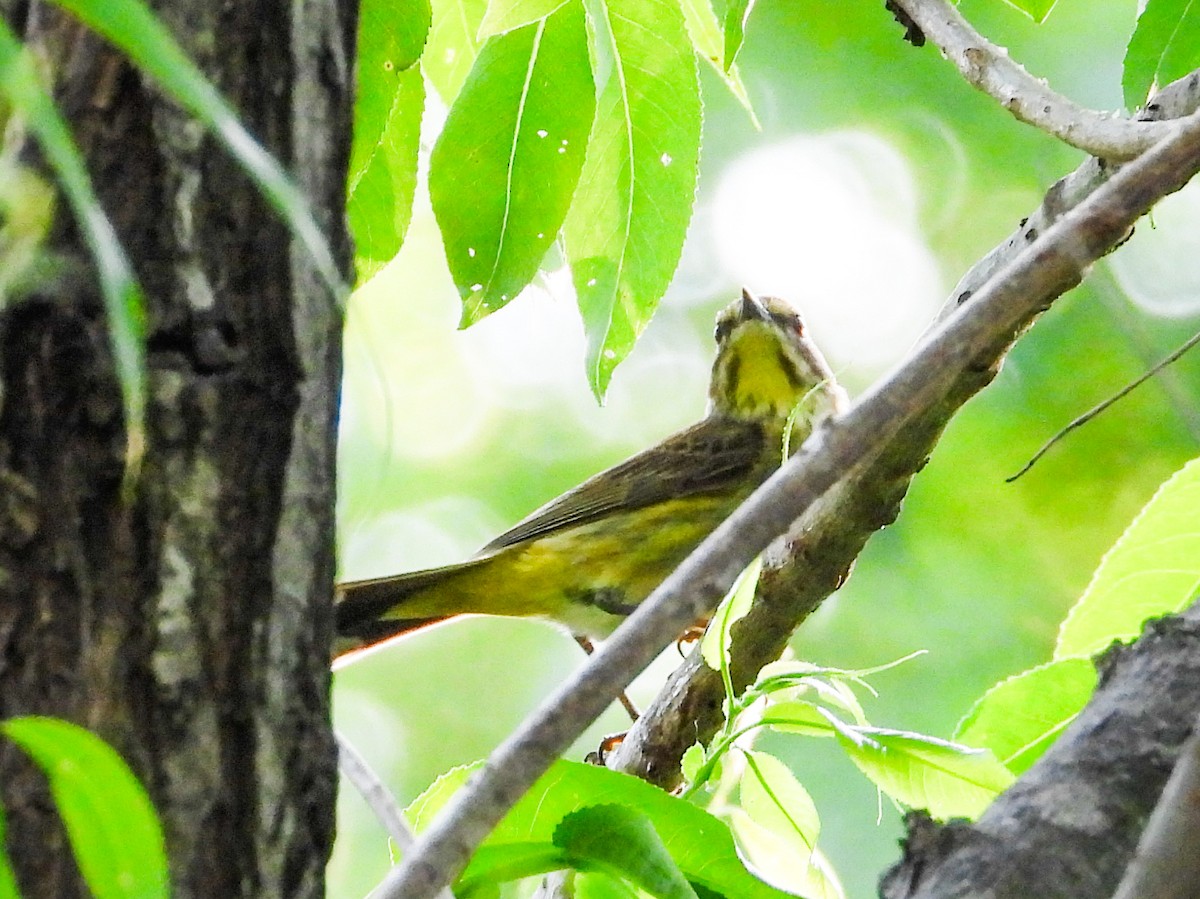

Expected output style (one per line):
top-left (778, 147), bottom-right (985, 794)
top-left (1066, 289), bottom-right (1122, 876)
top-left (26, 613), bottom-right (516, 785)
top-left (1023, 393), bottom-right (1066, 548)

top-left (711, 131), bottom-right (942, 370)
top-left (1109, 181), bottom-right (1200, 318)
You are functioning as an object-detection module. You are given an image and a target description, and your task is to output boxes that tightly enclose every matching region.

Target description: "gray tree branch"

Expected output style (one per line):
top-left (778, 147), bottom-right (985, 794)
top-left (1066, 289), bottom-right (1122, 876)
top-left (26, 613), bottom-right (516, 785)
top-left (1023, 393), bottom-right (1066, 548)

top-left (376, 85), bottom-right (1200, 899)
top-left (936, 72), bottom-right (1200, 323)
top-left (608, 72), bottom-right (1200, 791)
top-left (336, 733), bottom-right (416, 854)
top-left (336, 733), bottom-right (459, 899)
top-left (892, 0), bottom-right (1169, 159)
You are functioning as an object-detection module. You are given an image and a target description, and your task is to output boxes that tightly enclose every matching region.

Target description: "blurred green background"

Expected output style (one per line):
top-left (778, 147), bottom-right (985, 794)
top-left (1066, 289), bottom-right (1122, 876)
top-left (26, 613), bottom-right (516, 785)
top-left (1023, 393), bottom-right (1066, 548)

top-left (330, 0), bottom-right (1200, 895)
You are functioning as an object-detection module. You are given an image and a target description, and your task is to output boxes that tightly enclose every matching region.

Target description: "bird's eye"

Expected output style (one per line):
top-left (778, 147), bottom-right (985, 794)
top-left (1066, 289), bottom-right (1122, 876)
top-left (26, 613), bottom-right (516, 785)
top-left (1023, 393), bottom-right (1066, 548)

top-left (714, 318), bottom-right (734, 342)
top-left (780, 311), bottom-right (805, 335)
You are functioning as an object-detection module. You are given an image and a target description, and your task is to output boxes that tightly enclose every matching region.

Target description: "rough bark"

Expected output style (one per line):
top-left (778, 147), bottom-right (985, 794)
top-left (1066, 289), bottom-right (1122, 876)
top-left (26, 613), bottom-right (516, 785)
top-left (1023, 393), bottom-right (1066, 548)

top-left (880, 602), bottom-right (1200, 899)
top-left (0, 1), bottom-right (352, 895)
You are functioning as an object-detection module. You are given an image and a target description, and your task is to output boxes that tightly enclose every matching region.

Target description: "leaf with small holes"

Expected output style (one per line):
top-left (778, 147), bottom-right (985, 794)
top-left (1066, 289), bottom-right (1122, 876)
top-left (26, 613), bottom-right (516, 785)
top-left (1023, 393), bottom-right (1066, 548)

top-left (349, 0), bottom-right (429, 282)
top-left (430, 0), bottom-right (594, 325)
top-left (562, 0), bottom-right (701, 398)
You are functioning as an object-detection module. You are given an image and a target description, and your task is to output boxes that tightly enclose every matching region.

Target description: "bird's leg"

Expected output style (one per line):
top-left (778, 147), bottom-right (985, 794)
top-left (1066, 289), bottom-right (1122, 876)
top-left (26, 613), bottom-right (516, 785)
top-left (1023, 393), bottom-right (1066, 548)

top-left (574, 635), bottom-right (639, 764)
top-left (675, 616), bottom-right (711, 656)
top-left (574, 635), bottom-right (640, 721)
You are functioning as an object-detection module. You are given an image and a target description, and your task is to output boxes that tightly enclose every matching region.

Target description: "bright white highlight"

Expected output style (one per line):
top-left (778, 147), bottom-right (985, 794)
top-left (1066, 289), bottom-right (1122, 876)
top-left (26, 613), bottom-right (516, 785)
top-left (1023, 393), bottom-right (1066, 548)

top-left (712, 132), bottom-right (942, 369)
top-left (1109, 180), bottom-right (1200, 318)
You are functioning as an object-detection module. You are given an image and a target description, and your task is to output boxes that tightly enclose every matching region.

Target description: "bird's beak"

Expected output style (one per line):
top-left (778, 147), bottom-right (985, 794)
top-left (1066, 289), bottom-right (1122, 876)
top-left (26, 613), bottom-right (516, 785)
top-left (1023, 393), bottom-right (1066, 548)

top-left (740, 287), bottom-right (770, 322)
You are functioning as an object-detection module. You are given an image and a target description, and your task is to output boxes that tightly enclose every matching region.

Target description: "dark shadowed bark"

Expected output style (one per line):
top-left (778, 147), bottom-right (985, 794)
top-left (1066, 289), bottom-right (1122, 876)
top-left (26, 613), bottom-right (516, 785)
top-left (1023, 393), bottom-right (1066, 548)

top-left (881, 602), bottom-right (1200, 899)
top-left (0, 1), bottom-right (352, 895)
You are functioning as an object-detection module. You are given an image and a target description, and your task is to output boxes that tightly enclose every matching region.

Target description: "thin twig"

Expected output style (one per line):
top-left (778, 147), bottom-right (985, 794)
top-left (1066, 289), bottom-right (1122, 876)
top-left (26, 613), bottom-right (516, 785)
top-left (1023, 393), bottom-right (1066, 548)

top-left (336, 732), bottom-right (416, 850)
top-left (335, 732), bottom-right (459, 899)
top-left (374, 103), bottom-right (1200, 899)
top-left (1008, 328), bottom-right (1200, 481)
top-left (893, 0), bottom-right (1169, 159)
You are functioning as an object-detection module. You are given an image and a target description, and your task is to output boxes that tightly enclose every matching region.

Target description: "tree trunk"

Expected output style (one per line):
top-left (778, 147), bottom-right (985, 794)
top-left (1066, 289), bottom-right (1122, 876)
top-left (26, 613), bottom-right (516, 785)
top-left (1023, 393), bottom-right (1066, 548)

top-left (880, 602), bottom-right (1200, 899)
top-left (0, 1), bottom-right (352, 895)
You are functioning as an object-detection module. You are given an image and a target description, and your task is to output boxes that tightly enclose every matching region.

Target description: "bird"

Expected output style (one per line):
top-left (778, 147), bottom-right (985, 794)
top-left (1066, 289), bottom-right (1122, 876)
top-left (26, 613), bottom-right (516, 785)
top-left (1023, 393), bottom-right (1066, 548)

top-left (334, 289), bottom-right (846, 659)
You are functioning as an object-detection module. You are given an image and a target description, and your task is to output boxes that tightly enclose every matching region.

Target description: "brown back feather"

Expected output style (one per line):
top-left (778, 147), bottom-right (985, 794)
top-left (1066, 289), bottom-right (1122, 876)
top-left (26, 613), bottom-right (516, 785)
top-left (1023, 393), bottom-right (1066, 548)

top-left (482, 416), bottom-right (767, 551)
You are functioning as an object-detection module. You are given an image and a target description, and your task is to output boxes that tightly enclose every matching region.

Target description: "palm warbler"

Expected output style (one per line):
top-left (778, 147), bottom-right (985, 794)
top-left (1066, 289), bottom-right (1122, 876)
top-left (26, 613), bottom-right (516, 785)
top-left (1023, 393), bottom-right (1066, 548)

top-left (335, 290), bottom-right (846, 657)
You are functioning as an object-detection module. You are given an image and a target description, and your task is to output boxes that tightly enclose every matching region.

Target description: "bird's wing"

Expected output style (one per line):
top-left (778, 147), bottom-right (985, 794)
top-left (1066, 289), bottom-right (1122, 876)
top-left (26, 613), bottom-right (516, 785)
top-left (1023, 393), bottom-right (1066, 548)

top-left (481, 416), bottom-right (769, 552)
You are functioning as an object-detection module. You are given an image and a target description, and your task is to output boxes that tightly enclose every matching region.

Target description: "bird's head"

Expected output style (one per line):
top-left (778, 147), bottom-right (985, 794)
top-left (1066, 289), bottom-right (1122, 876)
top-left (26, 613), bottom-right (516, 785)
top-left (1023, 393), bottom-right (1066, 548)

top-left (708, 289), bottom-right (845, 423)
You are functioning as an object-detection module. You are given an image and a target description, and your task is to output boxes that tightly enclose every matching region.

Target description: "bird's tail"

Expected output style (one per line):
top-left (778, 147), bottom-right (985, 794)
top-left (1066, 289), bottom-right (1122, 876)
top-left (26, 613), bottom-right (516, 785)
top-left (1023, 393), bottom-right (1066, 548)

top-left (333, 559), bottom-right (490, 659)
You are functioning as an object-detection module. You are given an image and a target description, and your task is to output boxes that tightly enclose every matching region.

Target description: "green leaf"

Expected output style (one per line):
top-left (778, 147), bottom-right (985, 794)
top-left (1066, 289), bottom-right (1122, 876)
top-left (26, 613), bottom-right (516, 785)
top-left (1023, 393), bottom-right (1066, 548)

top-left (430, 0), bottom-right (595, 324)
top-left (701, 557), bottom-right (759, 677)
top-left (381, 0), bottom-right (433, 66)
top-left (755, 652), bottom-right (927, 693)
top-left (739, 751), bottom-right (819, 854)
top-left (2, 717), bottom-right (169, 899)
top-left (408, 760), bottom-right (798, 898)
top-left (350, 0), bottom-right (428, 282)
top-left (0, 22), bottom-right (147, 475)
top-left (1123, 0), bottom-right (1200, 109)
top-left (753, 662), bottom-right (872, 726)
top-left (726, 811), bottom-right (844, 899)
top-left (677, 0), bottom-right (757, 124)
top-left (0, 803), bottom-right (21, 899)
top-left (721, 0), bottom-right (754, 70)
top-left (824, 712), bottom-right (1015, 820)
top-left (997, 0), bottom-right (1058, 24)
top-left (759, 700), bottom-right (836, 737)
top-left (726, 755), bottom-right (844, 899)
top-left (426, 0), bottom-right (490, 103)
top-left (1057, 456), bottom-right (1200, 659)
top-left (479, 0), bottom-right (571, 38)
top-left (406, 760), bottom-right (479, 830)
top-left (680, 743), bottom-right (706, 782)
top-left (53, 0), bottom-right (345, 299)
top-left (455, 842), bottom-right (572, 894)
top-left (954, 658), bottom-right (1096, 775)
top-left (755, 659), bottom-right (846, 686)
top-left (574, 871), bottom-right (643, 899)
top-left (555, 805), bottom-right (697, 899)
top-left (348, 63), bottom-right (425, 284)
top-left (563, 0), bottom-right (701, 398)
top-left (787, 678), bottom-right (867, 726)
